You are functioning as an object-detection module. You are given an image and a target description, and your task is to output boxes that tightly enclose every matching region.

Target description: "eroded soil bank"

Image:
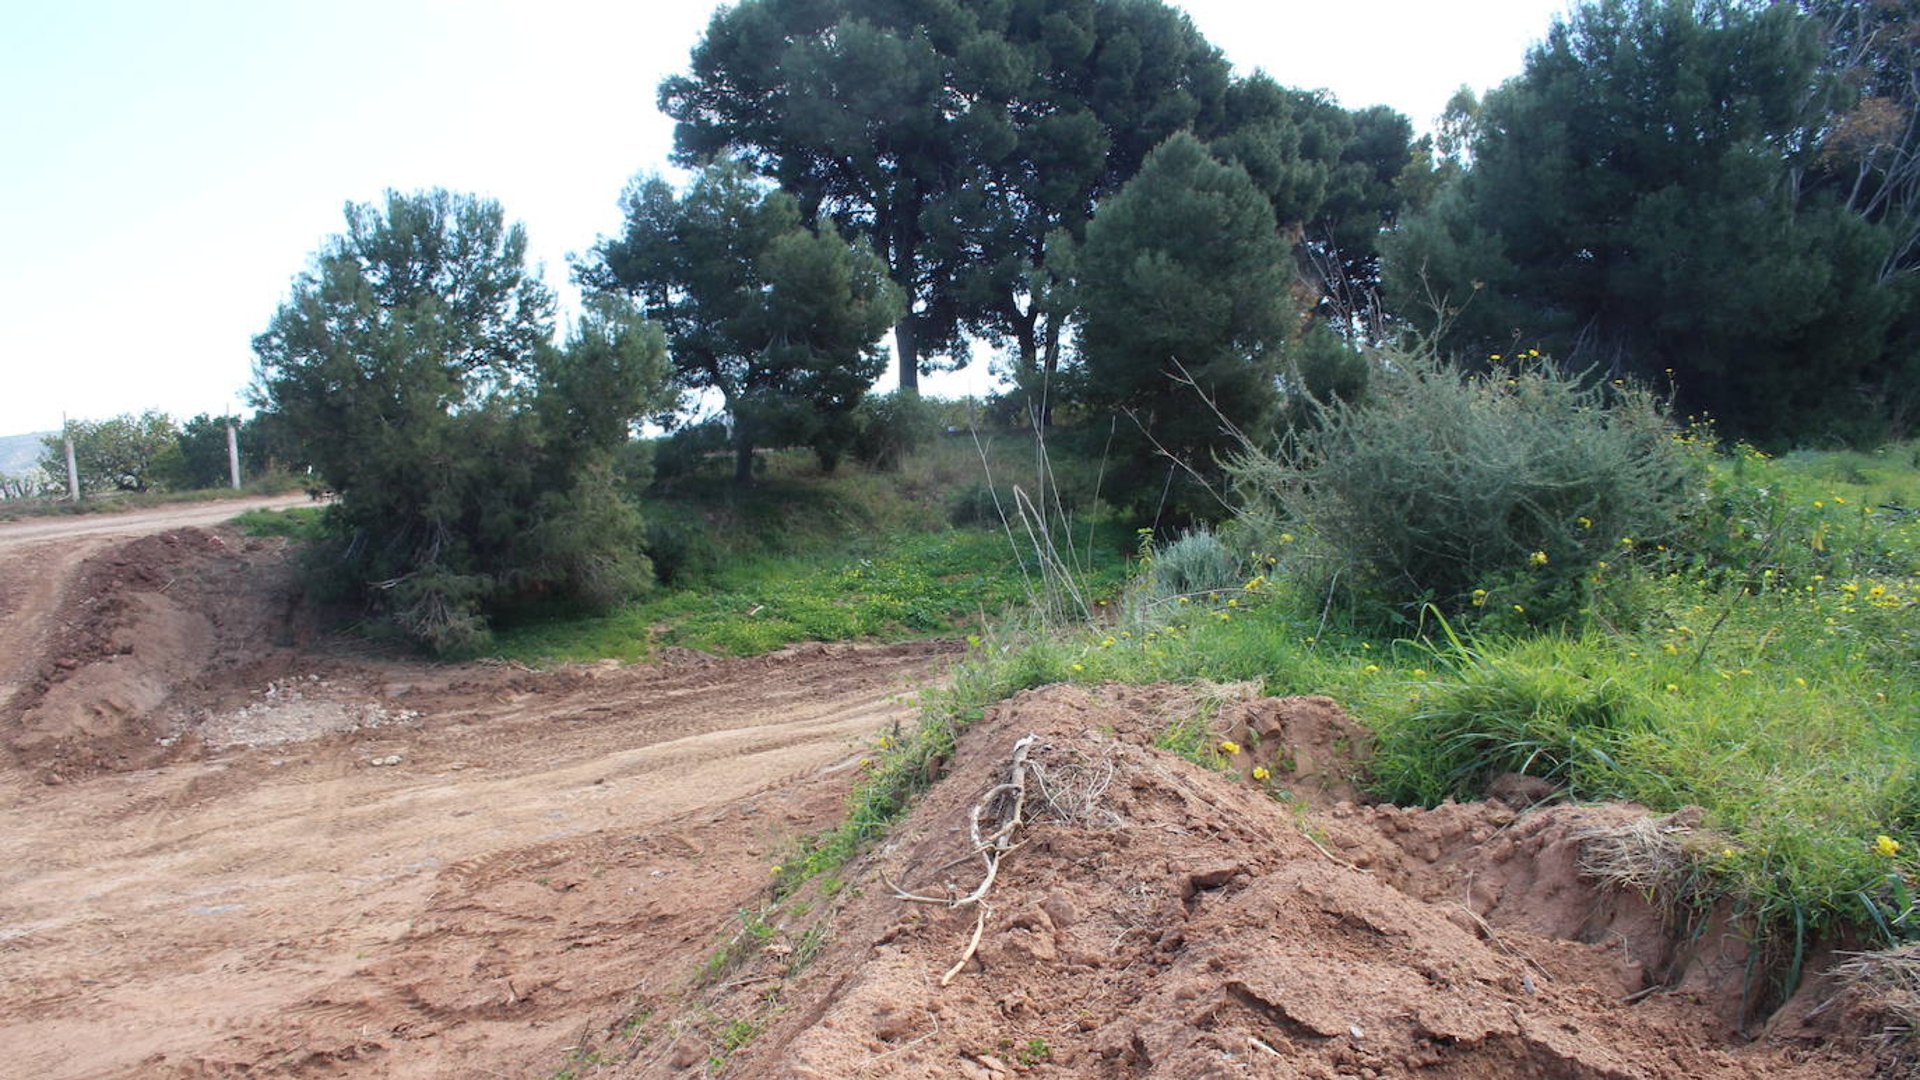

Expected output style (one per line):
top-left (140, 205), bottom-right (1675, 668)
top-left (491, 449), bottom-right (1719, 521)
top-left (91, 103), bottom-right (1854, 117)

top-left (622, 685), bottom-right (1897, 1079)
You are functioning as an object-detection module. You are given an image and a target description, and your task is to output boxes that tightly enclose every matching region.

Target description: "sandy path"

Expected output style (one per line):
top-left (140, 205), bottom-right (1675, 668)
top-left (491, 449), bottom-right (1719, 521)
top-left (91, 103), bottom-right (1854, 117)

top-left (0, 506), bottom-right (958, 1078)
top-left (0, 494), bottom-right (310, 549)
top-left (0, 642), bottom-right (952, 1079)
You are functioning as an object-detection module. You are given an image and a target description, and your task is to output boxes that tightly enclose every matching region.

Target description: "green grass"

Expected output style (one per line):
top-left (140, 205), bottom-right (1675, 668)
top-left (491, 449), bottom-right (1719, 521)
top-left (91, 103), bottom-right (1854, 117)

top-left (488, 527), bottom-right (1129, 663)
top-left (484, 436), bottom-right (1129, 664)
top-left (231, 504), bottom-right (327, 541)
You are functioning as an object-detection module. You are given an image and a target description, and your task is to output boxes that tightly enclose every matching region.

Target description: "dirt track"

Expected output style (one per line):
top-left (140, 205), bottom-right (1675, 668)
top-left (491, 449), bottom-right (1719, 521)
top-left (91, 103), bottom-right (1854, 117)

top-left (0, 503), bottom-right (956, 1078)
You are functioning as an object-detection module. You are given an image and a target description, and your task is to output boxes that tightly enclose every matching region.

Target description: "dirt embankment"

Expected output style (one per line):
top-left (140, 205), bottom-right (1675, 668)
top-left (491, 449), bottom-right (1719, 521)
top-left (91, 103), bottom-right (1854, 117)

top-left (0, 519), bottom-right (958, 1078)
top-left (628, 685), bottom-right (1895, 1079)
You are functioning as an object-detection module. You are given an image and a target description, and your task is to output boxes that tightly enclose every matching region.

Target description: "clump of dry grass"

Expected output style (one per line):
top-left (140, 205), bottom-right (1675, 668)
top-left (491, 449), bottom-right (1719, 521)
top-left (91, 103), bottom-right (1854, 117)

top-left (1575, 809), bottom-right (1718, 912)
top-left (1834, 945), bottom-right (1920, 1043)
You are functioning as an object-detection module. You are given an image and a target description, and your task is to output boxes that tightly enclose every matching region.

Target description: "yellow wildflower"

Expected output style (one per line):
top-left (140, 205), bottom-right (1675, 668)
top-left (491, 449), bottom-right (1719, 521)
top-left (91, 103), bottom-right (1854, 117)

top-left (1220, 740), bottom-right (1241, 756)
top-left (1253, 766), bottom-right (1272, 781)
top-left (1877, 835), bottom-right (1902, 858)
top-left (1529, 550), bottom-right (1549, 567)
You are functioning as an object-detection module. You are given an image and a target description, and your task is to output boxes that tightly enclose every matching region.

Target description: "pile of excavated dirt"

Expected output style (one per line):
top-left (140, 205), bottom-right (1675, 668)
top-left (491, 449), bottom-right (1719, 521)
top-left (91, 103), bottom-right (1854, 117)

top-left (2, 526), bottom-right (307, 777)
top-left (620, 684), bottom-right (1890, 1078)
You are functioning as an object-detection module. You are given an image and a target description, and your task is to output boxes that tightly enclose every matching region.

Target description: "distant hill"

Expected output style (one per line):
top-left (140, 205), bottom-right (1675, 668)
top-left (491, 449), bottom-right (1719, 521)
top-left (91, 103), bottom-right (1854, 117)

top-left (0, 431), bottom-right (53, 478)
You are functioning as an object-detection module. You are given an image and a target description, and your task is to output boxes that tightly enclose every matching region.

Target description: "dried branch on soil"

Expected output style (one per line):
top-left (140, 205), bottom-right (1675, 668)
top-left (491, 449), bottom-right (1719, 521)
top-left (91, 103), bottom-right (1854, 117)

top-left (1027, 744), bottom-right (1121, 828)
top-left (884, 734), bottom-right (1039, 910)
top-left (883, 735), bottom-right (1045, 985)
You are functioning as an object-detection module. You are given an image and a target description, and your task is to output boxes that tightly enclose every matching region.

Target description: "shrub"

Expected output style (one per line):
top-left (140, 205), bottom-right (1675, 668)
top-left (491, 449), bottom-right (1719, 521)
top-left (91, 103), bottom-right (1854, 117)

top-left (850, 392), bottom-right (937, 470)
top-left (651, 421), bottom-right (732, 485)
top-left (1147, 528), bottom-right (1239, 598)
top-left (1231, 349), bottom-right (1701, 627)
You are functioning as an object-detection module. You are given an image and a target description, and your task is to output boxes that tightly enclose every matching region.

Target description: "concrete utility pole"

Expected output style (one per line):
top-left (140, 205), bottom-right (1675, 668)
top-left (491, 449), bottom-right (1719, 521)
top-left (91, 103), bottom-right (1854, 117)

top-left (226, 417), bottom-right (242, 490)
top-left (62, 414), bottom-right (80, 502)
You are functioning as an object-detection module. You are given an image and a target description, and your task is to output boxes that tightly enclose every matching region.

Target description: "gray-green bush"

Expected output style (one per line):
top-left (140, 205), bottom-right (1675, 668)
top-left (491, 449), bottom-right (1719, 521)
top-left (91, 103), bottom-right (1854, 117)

top-left (1146, 529), bottom-right (1239, 599)
top-left (1231, 349), bottom-right (1701, 626)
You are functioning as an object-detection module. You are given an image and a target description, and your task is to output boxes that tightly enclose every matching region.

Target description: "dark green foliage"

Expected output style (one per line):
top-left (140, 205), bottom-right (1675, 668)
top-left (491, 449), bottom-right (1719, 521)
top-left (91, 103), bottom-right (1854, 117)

top-left (661, 0), bottom-right (1413, 393)
top-left (159, 412), bottom-right (309, 492)
top-left (167, 414), bottom-right (235, 490)
top-left (1073, 132), bottom-right (1295, 516)
top-left (1232, 351), bottom-right (1700, 627)
top-left (1386, 0), bottom-right (1918, 444)
top-left (252, 190), bottom-right (673, 652)
top-left (649, 421), bottom-right (732, 487)
top-left (39, 410), bottom-right (179, 494)
top-left (849, 391), bottom-right (937, 470)
top-left (579, 162), bottom-right (902, 484)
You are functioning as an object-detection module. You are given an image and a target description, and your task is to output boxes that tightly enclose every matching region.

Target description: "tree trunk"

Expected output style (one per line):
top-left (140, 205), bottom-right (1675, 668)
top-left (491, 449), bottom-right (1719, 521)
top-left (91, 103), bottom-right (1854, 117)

top-left (733, 431), bottom-right (755, 485)
top-left (890, 181), bottom-right (924, 396)
top-left (895, 316), bottom-right (919, 396)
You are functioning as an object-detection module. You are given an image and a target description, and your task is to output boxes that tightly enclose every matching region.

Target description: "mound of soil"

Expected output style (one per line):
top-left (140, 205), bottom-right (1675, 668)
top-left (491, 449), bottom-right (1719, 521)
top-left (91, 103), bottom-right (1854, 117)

top-left (1, 527), bottom-right (310, 778)
top-left (630, 684), bottom-right (1878, 1078)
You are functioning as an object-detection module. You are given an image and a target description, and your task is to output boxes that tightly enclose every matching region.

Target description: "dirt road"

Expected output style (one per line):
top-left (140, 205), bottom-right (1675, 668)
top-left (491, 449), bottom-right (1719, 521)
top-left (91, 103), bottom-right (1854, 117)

top-left (0, 504), bottom-right (956, 1078)
top-left (0, 494), bottom-right (311, 548)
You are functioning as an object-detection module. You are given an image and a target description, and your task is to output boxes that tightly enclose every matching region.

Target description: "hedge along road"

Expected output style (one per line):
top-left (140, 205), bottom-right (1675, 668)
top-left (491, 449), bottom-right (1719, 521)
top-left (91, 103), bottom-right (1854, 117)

top-left (0, 499), bottom-right (958, 1079)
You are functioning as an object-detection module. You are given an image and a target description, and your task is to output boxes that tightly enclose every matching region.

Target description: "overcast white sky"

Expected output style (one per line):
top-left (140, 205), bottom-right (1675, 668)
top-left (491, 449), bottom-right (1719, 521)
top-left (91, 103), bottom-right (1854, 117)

top-left (0, 0), bottom-right (1572, 438)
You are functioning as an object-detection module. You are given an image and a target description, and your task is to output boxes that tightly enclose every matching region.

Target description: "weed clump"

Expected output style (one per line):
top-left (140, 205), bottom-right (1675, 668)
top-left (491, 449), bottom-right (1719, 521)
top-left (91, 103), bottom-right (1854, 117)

top-left (1366, 633), bottom-right (1640, 803)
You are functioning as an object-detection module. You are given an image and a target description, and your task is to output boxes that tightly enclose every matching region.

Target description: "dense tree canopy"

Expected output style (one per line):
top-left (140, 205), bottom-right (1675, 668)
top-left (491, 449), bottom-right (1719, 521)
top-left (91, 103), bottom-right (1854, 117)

top-left (660, 0), bottom-right (1413, 399)
top-left (253, 190), bottom-right (673, 651)
top-left (38, 410), bottom-right (178, 494)
top-left (1386, 0), bottom-right (1919, 443)
top-left (1073, 132), bottom-right (1296, 513)
top-left (579, 162), bottom-right (903, 482)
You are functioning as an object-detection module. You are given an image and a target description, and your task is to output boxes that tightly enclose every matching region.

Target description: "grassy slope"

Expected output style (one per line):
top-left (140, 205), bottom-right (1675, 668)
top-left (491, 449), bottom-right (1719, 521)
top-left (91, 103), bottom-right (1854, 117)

top-left (870, 441), bottom-right (1920, 953)
top-left (488, 437), bottom-right (1131, 663)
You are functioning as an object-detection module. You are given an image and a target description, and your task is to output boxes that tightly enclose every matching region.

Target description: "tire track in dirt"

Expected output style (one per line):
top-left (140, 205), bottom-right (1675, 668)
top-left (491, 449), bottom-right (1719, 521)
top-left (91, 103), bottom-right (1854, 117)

top-left (1, 644), bottom-right (954, 1079)
top-left (0, 516), bottom-right (961, 1079)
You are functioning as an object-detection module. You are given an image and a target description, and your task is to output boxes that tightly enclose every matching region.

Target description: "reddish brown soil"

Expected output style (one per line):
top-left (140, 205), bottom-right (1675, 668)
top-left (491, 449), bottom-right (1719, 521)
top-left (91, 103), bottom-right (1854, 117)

top-left (0, 509), bottom-right (956, 1078)
top-left (0, 504), bottom-right (1896, 1078)
top-left (636, 685), bottom-right (1887, 1079)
